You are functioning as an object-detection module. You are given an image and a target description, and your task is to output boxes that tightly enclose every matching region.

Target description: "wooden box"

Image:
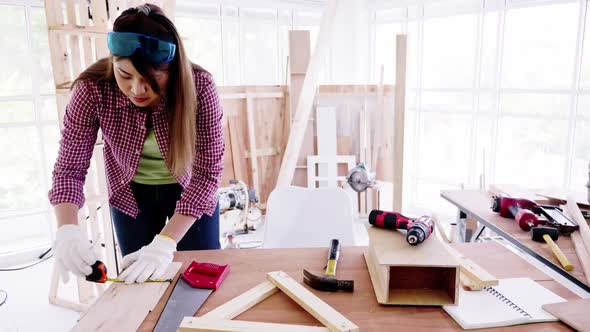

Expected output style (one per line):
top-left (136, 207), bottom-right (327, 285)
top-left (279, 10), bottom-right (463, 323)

top-left (364, 225), bottom-right (459, 306)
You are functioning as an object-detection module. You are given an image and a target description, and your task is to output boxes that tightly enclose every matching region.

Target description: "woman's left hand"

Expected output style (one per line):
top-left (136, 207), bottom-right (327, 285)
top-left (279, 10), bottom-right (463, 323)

top-left (118, 234), bottom-right (177, 284)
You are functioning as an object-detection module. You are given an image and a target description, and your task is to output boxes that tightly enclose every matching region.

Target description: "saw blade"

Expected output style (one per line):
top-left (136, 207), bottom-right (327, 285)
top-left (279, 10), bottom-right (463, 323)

top-left (154, 278), bottom-right (213, 332)
top-left (348, 169), bottom-right (370, 192)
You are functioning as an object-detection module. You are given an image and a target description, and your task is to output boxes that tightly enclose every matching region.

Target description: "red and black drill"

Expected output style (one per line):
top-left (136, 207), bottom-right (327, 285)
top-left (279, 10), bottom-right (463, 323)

top-left (491, 196), bottom-right (579, 233)
top-left (491, 196), bottom-right (542, 231)
top-left (368, 210), bottom-right (434, 245)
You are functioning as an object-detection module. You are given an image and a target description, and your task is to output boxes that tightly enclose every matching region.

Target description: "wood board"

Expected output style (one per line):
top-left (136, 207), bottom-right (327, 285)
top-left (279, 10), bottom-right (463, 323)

top-left (135, 246), bottom-right (577, 331)
top-left (72, 262), bottom-right (182, 332)
top-left (542, 298), bottom-right (590, 332)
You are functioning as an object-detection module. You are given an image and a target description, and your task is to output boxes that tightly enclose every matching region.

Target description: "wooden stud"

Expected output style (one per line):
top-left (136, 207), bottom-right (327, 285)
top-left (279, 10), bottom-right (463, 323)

top-left (244, 147), bottom-right (279, 159)
top-left (277, 0), bottom-right (339, 187)
top-left (201, 281), bottom-right (279, 320)
top-left (267, 271), bottom-right (359, 332)
top-left (228, 116), bottom-right (247, 184)
top-left (180, 319), bottom-right (329, 332)
top-left (571, 232), bottom-right (590, 285)
top-left (566, 196), bottom-right (590, 259)
top-left (179, 318), bottom-right (330, 332)
top-left (393, 35), bottom-right (407, 212)
top-left (245, 96), bottom-right (260, 196)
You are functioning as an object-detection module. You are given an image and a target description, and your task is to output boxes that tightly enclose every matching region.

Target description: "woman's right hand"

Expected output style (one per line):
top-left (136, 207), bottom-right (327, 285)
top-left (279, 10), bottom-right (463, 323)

top-left (53, 224), bottom-right (97, 282)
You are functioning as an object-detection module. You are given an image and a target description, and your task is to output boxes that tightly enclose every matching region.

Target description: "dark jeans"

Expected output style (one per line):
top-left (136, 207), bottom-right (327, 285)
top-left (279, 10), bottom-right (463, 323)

top-left (111, 181), bottom-right (220, 256)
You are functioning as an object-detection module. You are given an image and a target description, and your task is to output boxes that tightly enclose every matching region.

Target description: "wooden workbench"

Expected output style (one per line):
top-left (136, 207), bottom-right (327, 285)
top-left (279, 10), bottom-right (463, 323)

top-left (441, 189), bottom-right (590, 293)
top-left (138, 243), bottom-right (579, 331)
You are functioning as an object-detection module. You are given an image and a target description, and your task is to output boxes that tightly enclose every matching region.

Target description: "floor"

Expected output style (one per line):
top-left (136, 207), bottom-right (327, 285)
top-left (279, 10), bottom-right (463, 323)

top-left (0, 216), bottom-right (369, 332)
top-left (0, 254), bottom-right (80, 331)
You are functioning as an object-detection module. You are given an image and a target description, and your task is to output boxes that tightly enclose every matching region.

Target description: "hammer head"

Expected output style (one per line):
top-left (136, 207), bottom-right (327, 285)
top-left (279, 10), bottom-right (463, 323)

top-left (303, 269), bottom-right (354, 292)
top-left (531, 227), bottom-right (559, 242)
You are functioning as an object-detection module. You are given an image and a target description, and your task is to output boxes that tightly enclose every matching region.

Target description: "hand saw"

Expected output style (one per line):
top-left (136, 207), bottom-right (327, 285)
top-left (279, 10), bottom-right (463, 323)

top-left (154, 261), bottom-right (230, 332)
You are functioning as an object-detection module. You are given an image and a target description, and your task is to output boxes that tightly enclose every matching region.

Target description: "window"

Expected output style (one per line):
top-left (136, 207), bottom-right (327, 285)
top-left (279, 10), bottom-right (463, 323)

top-left (176, 16), bottom-right (223, 83)
top-left (502, 3), bottom-right (579, 89)
top-left (0, 3), bottom-right (57, 256)
top-left (374, 0), bottom-right (590, 215)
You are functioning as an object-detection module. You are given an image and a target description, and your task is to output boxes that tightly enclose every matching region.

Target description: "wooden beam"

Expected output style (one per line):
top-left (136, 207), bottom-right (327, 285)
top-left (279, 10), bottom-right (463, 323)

top-left (179, 318), bottom-right (330, 332)
top-left (221, 92), bottom-right (285, 100)
top-left (267, 271), bottom-right (359, 332)
top-left (245, 96), bottom-right (261, 197)
top-left (571, 232), bottom-right (590, 285)
top-left (200, 281), bottom-right (278, 320)
top-left (566, 196), bottom-right (590, 260)
top-left (228, 116), bottom-right (247, 183)
top-left (244, 147), bottom-right (279, 159)
top-left (393, 34), bottom-right (407, 212)
top-left (276, 0), bottom-right (339, 187)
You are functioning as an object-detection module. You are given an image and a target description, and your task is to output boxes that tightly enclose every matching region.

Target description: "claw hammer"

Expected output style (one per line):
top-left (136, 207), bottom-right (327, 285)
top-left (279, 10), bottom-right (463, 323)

top-left (303, 239), bottom-right (354, 292)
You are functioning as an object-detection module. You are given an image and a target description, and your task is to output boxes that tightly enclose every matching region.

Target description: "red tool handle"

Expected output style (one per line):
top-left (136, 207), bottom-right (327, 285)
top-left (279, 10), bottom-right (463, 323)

top-left (368, 210), bottom-right (414, 230)
top-left (182, 261), bottom-right (230, 290)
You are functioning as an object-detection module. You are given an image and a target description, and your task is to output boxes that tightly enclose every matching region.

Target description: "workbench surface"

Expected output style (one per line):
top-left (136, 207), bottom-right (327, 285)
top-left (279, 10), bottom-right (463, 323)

top-left (139, 243), bottom-right (579, 331)
top-left (442, 189), bottom-right (589, 291)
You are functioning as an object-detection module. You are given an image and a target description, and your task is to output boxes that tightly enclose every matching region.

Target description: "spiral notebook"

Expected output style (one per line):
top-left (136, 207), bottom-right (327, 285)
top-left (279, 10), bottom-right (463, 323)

top-left (443, 278), bottom-right (566, 330)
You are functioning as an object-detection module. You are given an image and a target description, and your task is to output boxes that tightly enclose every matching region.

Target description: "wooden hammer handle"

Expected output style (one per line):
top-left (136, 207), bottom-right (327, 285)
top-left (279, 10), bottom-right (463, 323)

top-left (543, 234), bottom-right (574, 271)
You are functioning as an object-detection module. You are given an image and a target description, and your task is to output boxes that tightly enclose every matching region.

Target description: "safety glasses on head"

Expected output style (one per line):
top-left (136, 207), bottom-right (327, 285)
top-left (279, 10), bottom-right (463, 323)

top-left (107, 31), bottom-right (176, 64)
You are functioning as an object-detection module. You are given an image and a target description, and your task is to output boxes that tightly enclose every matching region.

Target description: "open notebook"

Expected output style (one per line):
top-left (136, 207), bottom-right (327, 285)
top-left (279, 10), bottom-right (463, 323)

top-left (443, 278), bottom-right (566, 330)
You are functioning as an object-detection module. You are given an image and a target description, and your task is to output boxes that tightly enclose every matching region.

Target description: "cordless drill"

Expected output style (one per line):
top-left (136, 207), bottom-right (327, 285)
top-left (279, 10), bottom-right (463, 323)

top-left (491, 196), bottom-right (543, 231)
top-left (368, 210), bottom-right (434, 245)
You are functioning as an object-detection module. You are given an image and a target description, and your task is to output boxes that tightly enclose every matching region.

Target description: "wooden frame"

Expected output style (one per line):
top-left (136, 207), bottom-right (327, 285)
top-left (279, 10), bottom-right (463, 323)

top-left (180, 271), bottom-right (359, 332)
top-left (364, 226), bottom-right (459, 306)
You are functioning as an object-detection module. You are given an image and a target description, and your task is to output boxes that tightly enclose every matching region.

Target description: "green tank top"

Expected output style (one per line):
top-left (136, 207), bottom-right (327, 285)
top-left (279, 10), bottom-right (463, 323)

top-left (132, 128), bottom-right (177, 185)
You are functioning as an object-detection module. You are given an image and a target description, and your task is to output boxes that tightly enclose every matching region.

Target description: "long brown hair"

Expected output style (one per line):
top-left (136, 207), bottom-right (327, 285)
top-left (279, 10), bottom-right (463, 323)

top-left (73, 3), bottom-right (203, 176)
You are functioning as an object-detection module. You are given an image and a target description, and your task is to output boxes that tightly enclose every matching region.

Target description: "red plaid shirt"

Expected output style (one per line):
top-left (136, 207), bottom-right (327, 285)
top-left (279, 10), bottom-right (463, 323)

top-left (48, 69), bottom-right (224, 219)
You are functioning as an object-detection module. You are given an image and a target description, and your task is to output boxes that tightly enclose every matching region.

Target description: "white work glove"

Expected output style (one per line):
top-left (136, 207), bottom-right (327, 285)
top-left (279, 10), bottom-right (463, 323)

top-left (53, 224), bottom-right (97, 283)
top-left (118, 234), bottom-right (177, 284)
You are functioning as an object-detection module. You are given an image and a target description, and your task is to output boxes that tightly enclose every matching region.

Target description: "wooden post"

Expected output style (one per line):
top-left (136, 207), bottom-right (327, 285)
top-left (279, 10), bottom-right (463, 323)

top-left (276, 0), bottom-right (339, 187)
top-left (245, 95), bottom-right (261, 196)
top-left (393, 35), bottom-right (407, 212)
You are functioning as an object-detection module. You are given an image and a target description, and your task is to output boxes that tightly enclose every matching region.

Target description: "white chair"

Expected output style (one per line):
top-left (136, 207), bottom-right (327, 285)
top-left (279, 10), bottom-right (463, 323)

top-left (262, 186), bottom-right (356, 248)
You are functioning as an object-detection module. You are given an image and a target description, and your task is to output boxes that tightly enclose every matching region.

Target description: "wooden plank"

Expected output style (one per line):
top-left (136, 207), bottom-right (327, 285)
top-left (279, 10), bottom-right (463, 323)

top-left (179, 318), bottom-right (331, 332)
top-left (244, 147), bottom-right (279, 158)
top-left (200, 281), bottom-right (278, 320)
top-left (228, 116), bottom-right (247, 184)
top-left (277, 0), bottom-right (339, 187)
top-left (318, 85), bottom-right (395, 96)
top-left (444, 243), bottom-right (498, 288)
top-left (245, 96), bottom-right (261, 198)
top-left (72, 262), bottom-right (182, 332)
top-left (289, 31), bottom-right (311, 75)
top-left (571, 232), bottom-right (590, 284)
top-left (566, 196), bottom-right (590, 259)
top-left (267, 271), bottom-right (359, 332)
top-left (221, 92), bottom-right (285, 100)
top-left (66, 2), bottom-right (83, 77)
top-left (542, 298), bottom-right (590, 332)
top-left (392, 35), bottom-right (407, 212)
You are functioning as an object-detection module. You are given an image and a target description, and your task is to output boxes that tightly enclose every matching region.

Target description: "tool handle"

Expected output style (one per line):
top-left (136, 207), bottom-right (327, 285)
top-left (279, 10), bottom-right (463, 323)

top-left (369, 210), bottom-right (413, 230)
top-left (543, 234), bottom-right (574, 271)
top-left (325, 239), bottom-right (340, 277)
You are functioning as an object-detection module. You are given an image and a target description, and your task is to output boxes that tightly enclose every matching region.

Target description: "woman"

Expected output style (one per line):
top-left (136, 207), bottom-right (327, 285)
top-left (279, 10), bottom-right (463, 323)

top-left (49, 4), bottom-right (224, 284)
